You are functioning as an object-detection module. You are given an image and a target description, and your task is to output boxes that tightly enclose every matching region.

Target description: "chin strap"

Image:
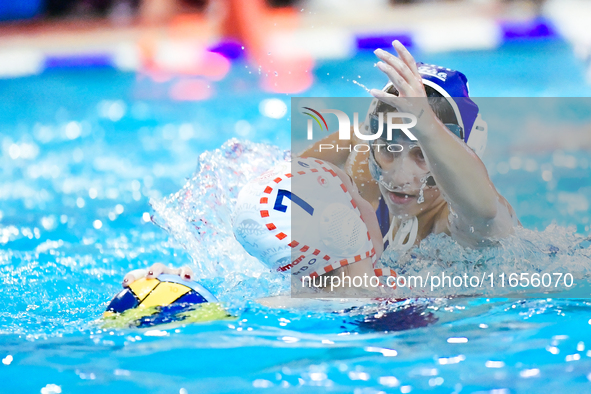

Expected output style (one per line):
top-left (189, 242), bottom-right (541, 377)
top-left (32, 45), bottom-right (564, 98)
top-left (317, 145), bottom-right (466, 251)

top-left (384, 216), bottom-right (418, 253)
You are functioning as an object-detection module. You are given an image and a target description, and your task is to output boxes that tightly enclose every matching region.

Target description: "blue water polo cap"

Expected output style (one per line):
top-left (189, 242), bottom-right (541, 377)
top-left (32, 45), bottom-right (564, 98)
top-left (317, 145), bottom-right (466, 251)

top-left (363, 62), bottom-right (488, 157)
top-left (416, 62), bottom-right (487, 156)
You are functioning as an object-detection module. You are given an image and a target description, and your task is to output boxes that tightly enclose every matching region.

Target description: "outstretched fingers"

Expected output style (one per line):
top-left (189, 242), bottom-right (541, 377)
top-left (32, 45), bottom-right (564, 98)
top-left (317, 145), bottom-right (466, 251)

top-left (146, 262), bottom-right (167, 279)
top-left (147, 263), bottom-right (194, 280)
top-left (369, 88), bottom-right (412, 113)
top-left (122, 263), bottom-right (196, 288)
top-left (374, 49), bottom-right (414, 96)
top-left (147, 262), bottom-right (191, 279)
top-left (392, 40), bottom-right (422, 84)
top-left (123, 268), bottom-right (148, 287)
top-left (376, 62), bottom-right (412, 96)
top-left (179, 265), bottom-right (194, 281)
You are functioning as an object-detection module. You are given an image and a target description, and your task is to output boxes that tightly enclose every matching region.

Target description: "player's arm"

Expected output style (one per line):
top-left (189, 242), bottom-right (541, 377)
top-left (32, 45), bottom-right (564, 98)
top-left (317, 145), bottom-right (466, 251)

top-left (370, 41), bottom-right (517, 240)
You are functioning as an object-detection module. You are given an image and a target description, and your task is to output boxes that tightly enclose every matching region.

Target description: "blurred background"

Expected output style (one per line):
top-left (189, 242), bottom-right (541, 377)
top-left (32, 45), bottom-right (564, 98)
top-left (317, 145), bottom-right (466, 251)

top-left (0, 0), bottom-right (590, 91)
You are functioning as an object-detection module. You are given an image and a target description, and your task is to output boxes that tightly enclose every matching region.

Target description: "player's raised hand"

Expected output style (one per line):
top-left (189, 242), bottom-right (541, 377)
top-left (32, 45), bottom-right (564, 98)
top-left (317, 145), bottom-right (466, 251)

top-left (371, 40), bottom-right (425, 99)
top-left (369, 40), bottom-right (433, 126)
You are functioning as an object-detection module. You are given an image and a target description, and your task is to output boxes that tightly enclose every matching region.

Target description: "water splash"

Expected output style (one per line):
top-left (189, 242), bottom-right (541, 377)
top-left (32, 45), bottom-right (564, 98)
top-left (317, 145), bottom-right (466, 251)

top-left (352, 80), bottom-right (371, 93)
top-left (380, 224), bottom-right (591, 298)
top-left (150, 139), bottom-right (290, 302)
top-left (417, 176), bottom-right (428, 204)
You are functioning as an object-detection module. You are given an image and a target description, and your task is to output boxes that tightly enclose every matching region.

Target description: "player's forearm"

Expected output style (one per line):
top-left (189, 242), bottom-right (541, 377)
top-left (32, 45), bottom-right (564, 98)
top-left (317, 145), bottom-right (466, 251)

top-left (415, 116), bottom-right (498, 222)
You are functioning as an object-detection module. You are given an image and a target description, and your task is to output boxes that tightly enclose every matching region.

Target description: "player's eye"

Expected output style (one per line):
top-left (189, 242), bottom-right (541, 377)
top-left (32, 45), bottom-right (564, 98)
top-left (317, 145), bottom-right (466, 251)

top-left (372, 139), bottom-right (395, 164)
top-left (412, 147), bottom-right (425, 161)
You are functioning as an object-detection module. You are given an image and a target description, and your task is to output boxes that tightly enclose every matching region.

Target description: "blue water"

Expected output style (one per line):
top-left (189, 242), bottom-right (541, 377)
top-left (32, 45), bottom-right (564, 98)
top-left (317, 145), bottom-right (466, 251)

top-left (1, 40), bottom-right (591, 393)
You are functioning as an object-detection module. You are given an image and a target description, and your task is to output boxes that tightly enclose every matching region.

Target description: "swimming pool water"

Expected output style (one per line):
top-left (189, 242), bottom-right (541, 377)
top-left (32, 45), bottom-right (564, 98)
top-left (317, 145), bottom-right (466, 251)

top-left (1, 39), bottom-right (591, 393)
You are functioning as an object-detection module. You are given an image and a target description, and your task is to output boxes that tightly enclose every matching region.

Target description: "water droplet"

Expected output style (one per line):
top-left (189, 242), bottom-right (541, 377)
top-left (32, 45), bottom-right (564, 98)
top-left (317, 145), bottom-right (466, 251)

top-left (274, 71), bottom-right (278, 76)
top-left (241, 46), bottom-right (245, 50)
top-left (352, 80), bottom-right (370, 93)
top-left (470, 227), bottom-right (475, 233)
top-left (417, 176), bottom-right (428, 204)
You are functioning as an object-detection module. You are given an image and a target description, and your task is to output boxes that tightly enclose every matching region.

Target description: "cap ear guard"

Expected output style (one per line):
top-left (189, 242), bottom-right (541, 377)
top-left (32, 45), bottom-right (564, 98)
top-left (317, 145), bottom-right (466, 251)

top-left (466, 113), bottom-right (488, 158)
top-left (319, 203), bottom-right (367, 258)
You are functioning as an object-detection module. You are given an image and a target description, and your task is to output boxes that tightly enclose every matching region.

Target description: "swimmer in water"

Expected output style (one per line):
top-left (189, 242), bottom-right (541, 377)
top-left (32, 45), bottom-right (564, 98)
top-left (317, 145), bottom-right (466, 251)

top-left (121, 157), bottom-right (394, 296)
top-left (121, 41), bottom-right (518, 295)
top-left (231, 157), bottom-right (396, 294)
top-left (301, 40), bottom-right (519, 255)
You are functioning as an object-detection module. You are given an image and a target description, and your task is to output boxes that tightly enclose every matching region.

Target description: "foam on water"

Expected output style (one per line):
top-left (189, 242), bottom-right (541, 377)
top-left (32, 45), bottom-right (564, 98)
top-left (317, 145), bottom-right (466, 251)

top-left (150, 139), bottom-right (291, 307)
top-left (381, 225), bottom-right (591, 297)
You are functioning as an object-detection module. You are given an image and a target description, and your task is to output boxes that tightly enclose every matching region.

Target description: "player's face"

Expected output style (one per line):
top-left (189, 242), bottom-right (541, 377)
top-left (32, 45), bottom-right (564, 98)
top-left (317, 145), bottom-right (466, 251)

top-left (330, 165), bottom-right (384, 260)
top-left (372, 138), bottom-right (444, 219)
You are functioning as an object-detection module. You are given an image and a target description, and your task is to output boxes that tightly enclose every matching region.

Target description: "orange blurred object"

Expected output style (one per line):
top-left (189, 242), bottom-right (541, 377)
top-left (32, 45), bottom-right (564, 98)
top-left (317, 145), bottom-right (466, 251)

top-left (138, 38), bottom-right (230, 80)
top-left (137, 0), bottom-right (312, 93)
top-left (223, 0), bottom-right (314, 93)
top-left (259, 57), bottom-right (314, 94)
top-left (138, 12), bottom-right (228, 79)
top-left (169, 13), bottom-right (212, 39)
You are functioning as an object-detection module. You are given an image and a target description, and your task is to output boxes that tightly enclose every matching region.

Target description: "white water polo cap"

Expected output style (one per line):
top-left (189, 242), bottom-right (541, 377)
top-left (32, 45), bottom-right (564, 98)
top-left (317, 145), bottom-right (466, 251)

top-left (232, 157), bottom-right (377, 279)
